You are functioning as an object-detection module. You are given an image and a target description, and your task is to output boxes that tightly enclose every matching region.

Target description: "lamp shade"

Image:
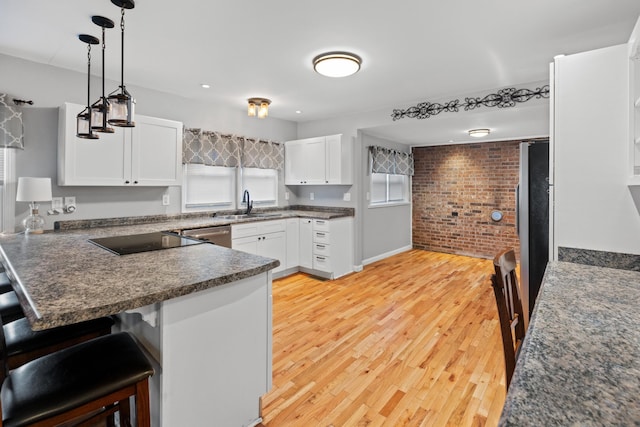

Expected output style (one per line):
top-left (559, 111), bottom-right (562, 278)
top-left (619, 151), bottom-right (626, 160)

top-left (16, 177), bottom-right (52, 202)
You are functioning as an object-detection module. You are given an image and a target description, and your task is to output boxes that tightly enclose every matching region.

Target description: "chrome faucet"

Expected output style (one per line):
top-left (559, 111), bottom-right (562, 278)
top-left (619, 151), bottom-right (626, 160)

top-left (242, 190), bottom-right (253, 215)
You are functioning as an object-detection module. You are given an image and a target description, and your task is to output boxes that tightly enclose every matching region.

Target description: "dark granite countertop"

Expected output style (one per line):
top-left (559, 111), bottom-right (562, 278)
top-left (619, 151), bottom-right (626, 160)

top-left (499, 261), bottom-right (640, 425)
top-left (0, 207), bottom-right (353, 331)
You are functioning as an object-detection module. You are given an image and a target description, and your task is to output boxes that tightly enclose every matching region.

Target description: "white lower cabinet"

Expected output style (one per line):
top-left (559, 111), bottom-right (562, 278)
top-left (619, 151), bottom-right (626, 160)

top-left (299, 218), bottom-right (313, 269)
top-left (309, 218), bottom-right (354, 279)
top-left (232, 220), bottom-right (286, 274)
top-left (285, 218), bottom-right (299, 269)
top-left (232, 217), bottom-right (354, 279)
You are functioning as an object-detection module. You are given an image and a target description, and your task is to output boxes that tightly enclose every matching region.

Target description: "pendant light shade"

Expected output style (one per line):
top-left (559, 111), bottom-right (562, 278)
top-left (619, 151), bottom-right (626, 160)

top-left (77, 34), bottom-right (100, 140)
top-left (91, 15), bottom-right (115, 134)
top-left (108, 0), bottom-right (136, 127)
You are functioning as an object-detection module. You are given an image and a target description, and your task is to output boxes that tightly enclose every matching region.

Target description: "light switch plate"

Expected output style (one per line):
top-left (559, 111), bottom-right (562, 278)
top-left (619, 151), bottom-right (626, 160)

top-left (343, 192), bottom-right (351, 201)
top-left (51, 197), bottom-right (63, 210)
top-left (162, 194), bottom-right (170, 206)
top-left (310, 192), bottom-right (314, 201)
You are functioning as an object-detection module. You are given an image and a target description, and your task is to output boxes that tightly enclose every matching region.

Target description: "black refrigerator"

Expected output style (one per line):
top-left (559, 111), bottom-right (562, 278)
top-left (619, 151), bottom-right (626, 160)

top-left (517, 140), bottom-right (549, 327)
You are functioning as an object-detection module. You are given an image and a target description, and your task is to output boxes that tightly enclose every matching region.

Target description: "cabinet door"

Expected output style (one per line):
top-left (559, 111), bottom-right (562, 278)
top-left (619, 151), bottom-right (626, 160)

top-left (299, 219), bottom-right (313, 269)
top-left (259, 232), bottom-right (286, 273)
top-left (285, 218), bottom-right (299, 268)
top-left (58, 102), bottom-right (131, 186)
top-left (285, 137), bottom-right (326, 185)
top-left (131, 115), bottom-right (183, 186)
top-left (232, 236), bottom-right (259, 255)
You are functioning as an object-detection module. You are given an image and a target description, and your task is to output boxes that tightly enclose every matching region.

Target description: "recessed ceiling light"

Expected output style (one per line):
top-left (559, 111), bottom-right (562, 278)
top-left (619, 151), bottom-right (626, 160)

top-left (295, 110), bottom-right (302, 114)
top-left (313, 51), bottom-right (361, 78)
top-left (201, 84), bottom-right (210, 89)
top-left (468, 128), bottom-right (490, 138)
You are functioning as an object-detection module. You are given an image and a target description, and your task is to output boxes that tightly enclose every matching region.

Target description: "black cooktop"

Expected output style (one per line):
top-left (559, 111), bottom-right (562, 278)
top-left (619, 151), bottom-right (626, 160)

top-left (88, 231), bottom-right (205, 255)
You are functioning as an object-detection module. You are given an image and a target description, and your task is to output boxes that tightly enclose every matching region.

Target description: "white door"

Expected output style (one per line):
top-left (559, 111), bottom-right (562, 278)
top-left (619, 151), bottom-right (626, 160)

top-left (259, 232), bottom-right (286, 273)
top-left (131, 116), bottom-right (182, 186)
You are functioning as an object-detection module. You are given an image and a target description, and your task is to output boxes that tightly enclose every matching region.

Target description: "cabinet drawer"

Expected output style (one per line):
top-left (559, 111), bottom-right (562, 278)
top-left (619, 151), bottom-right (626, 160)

top-left (313, 219), bottom-right (330, 232)
top-left (313, 231), bottom-right (330, 244)
top-left (313, 242), bottom-right (330, 256)
top-left (313, 255), bottom-right (331, 272)
top-left (258, 219), bottom-right (285, 234)
top-left (232, 223), bottom-right (260, 239)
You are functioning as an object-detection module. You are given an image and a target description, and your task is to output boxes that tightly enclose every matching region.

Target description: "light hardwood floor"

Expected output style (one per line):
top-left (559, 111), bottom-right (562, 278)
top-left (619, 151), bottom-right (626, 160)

top-left (259, 249), bottom-right (506, 427)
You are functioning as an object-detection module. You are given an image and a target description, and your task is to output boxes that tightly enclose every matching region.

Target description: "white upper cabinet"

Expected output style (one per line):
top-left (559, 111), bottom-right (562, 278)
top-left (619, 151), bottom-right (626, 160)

top-left (284, 134), bottom-right (352, 185)
top-left (58, 102), bottom-right (183, 186)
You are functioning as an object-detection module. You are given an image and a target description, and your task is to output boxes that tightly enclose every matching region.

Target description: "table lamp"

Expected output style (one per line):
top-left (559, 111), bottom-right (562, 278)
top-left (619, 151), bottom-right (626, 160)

top-left (16, 177), bottom-right (52, 234)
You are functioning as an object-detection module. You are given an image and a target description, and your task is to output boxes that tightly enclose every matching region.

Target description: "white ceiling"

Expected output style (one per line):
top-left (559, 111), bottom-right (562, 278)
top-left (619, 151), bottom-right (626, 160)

top-left (1, 0), bottom-right (639, 142)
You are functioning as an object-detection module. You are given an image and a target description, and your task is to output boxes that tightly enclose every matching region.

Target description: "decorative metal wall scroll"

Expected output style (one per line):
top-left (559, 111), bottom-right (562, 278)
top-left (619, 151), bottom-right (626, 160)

top-left (391, 85), bottom-right (550, 121)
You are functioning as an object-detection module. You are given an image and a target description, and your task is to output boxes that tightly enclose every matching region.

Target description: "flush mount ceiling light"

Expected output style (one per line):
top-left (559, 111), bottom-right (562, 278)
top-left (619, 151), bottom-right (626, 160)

top-left (468, 128), bottom-right (490, 138)
top-left (247, 98), bottom-right (271, 119)
top-left (313, 51), bottom-right (361, 78)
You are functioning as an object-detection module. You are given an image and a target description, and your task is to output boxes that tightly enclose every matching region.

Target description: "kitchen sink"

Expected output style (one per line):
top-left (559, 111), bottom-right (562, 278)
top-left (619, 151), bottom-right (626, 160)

top-left (218, 214), bottom-right (249, 219)
top-left (216, 212), bottom-right (283, 220)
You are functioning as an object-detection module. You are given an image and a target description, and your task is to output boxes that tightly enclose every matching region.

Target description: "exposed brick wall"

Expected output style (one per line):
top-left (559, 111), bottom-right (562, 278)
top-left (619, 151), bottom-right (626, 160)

top-left (412, 141), bottom-right (521, 259)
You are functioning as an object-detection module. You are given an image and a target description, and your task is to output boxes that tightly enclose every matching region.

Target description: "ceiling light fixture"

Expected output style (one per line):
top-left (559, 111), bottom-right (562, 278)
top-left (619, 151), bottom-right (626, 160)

top-left (76, 34), bottom-right (100, 140)
top-left (90, 15), bottom-right (115, 134)
top-left (107, 0), bottom-right (136, 128)
top-left (468, 128), bottom-right (490, 138)
top-left (313, 51), bottom-right (361, 78)
top-left (248, 98), bottom-right (271, 119)
top-left (201, 84), bottom-right (211, 89)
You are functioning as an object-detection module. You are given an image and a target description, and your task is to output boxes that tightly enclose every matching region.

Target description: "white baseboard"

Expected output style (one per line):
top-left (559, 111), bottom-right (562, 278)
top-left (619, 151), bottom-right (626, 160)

top-left (362, 245), bottom-right (413, 266)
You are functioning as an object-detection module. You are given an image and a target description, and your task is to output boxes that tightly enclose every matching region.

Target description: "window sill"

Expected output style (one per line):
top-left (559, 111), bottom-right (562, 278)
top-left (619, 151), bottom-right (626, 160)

top-left (368, 201), bottom-right (411, 209)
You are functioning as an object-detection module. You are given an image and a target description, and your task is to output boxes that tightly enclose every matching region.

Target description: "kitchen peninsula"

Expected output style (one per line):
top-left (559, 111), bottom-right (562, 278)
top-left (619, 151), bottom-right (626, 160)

top-left (0, 217), bottom-right (280, 427)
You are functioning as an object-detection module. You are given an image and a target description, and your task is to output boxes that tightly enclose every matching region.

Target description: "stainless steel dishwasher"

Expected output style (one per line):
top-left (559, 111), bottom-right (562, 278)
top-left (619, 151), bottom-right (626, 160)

top-left (181, 225), bottom-right (232, 248)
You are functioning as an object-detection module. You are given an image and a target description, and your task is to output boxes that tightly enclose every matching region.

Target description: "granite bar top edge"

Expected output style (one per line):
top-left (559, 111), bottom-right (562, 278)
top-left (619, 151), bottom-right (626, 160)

top-left (24, 260), bottom-right (279, 330)
top-left (558, 246), bottom-right (640, 272)
top-left (54, 205), bottom-right (355, 231)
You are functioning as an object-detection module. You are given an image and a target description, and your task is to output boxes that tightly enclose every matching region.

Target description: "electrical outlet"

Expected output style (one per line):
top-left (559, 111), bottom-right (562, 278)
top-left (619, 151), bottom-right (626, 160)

top-left (64, 196), bottom-right (76, 207)
top-left (343, 192), bottom-right (351, 201)
top-left (162, 194), bottom-right (170, 206)
top-left (285, 191), bottom-right (289, 201)
top-left (310, 192), bottom-right (314, 201)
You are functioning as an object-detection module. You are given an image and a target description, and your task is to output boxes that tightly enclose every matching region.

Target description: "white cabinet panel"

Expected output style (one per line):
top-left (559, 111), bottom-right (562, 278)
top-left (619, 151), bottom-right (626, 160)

top-left (232, 220), bottom-right (286, 273)
top-left (286, 218), bottom-right (299, 268)
top-left (284, 134), bottom-right (352, 185)
top-left (58, 102), bottom-right (182, 186)
top-left (299, 218), bottom-right (313, 269)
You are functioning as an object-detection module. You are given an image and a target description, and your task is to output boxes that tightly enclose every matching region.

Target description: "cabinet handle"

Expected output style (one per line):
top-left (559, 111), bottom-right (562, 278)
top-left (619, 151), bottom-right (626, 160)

top-left (316, 232), bottom-right (326, 237)
top-left (316, 220), bottom-right (325, 224)
top-left (316, 256), bottom-right (326, 261)
top-left (133, 181), bottom-right (138, 184)
top-left (316, 244), bottom-right (325, 249)
top-left (125, 180), bottom-right (130, 184)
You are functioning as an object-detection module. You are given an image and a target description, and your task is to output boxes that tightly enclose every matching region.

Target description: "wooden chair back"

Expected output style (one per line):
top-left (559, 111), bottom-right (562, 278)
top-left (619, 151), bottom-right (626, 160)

top-left (491, 248), bottom-right (526, 389)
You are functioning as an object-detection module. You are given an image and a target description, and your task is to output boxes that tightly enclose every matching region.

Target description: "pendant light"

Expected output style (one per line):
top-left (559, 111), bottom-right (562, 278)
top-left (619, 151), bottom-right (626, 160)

top-left (107, 0), bottom-right (136, 127)
top-left (76, 34), bottom-right (100, 139)
top-left (90, 15), bottom-right (115, 133)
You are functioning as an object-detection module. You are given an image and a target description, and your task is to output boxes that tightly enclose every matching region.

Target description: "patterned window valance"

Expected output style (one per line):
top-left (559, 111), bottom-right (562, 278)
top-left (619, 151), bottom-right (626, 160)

top-left (182, 129), bottom-right (241, 167)
top-left (242, 138), bottom-right (284, 170)
top-left (369, 145), bottom-right (414, 176)
top-left (0, 94), bottom-right (25, 149)
top-left (182, 128), bottom-right (283, 170)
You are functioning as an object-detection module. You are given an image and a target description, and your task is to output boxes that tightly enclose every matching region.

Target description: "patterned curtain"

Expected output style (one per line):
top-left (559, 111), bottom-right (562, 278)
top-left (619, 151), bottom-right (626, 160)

top-left (182, 128), bottom-right (241, 167)
top-left (242, 138), bottom-right (284, 170)
top-left (369, 145), bottom-right (414, 176)
top-left (0, 94), bottom-right (24, 149)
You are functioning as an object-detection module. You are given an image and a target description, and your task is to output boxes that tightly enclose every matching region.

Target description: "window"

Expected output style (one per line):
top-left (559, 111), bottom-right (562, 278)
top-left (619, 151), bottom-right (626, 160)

top-left (370, 173), bottom-right (410, 206)
top-left (239, 168), bottom-right (278, 208)
top-left (182, 164), bottom-right (236, 212)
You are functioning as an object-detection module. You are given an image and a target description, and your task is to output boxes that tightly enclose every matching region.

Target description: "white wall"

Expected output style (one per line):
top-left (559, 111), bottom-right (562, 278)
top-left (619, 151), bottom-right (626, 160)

top-left (1, 54), bottom-right (297, 229)
top-left (553, 44), bottom-right (640, 255)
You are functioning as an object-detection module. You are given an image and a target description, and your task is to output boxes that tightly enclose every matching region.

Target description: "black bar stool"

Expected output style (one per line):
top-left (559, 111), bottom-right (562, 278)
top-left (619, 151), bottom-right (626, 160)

top-left (0, 326), bottom-right (154, 427)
